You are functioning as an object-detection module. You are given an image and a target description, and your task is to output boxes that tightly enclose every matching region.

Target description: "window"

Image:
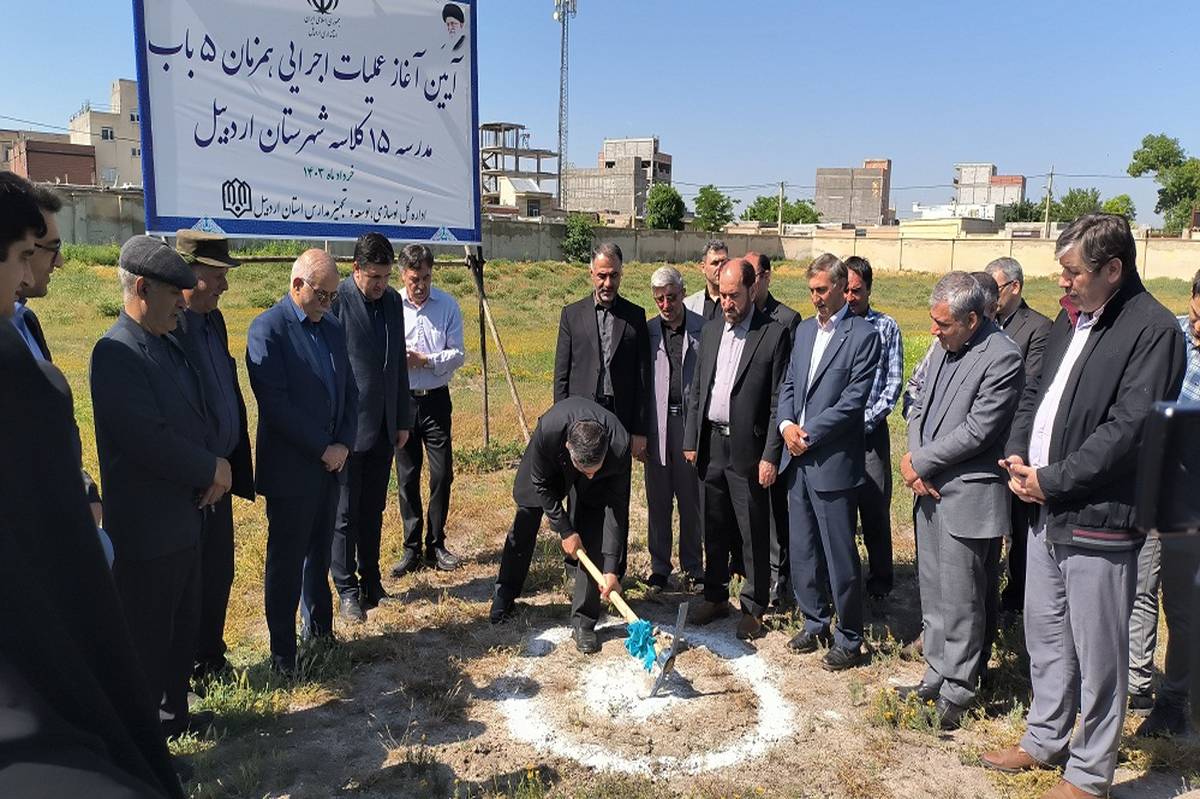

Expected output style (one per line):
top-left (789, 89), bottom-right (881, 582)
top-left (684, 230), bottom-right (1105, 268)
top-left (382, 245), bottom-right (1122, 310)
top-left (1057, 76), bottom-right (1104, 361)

top-left (131, 147), bottom-right (141, 157)
top-left (130, 112), bottom-right (140, 123)
top-left (527, 200), bottom-right (541, 217)
top-left (1, 145), bottom-right (9, 163)
top-left (101, 127), bottom-right (114, 141)
top-left (101, 167), bottom-right (118, 185)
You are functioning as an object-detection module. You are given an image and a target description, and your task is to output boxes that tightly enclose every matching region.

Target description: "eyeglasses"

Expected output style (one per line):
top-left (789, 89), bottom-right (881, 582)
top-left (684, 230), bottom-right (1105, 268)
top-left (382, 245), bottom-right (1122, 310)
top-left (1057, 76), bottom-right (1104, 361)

top-left (34, 242), bottom-right (62, 258)
top-left (302, 277), bottom-right (338, 304)
top-left (996, 280), bottom-right (1017, 291)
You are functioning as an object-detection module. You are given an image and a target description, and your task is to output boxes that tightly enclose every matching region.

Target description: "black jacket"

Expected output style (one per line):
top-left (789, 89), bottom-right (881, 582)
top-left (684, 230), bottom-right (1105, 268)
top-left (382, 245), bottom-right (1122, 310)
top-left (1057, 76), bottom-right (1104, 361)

top-left (0, 324), bottom-right (181, 798)
top-left (90, 313), bottom-right (218, 561)
top-left (1005, 273), bottom-right (1186, 548)
top-left (763, 292), bottom-right (802, 336)
top-left (330, 277), bottom-right (413, 452)
top-left (684, 307), bottom-right (792, 477)
top-left (175, 308), bottom-right (255, 500)
top-left (553, 294), bottom-right (651, 436)
top-left (1002, 299), bottom-right (1053, 383)
top-left (513, 397), bottom-right (631, 575)
top-left (17, 301), bottom-right (51, 361)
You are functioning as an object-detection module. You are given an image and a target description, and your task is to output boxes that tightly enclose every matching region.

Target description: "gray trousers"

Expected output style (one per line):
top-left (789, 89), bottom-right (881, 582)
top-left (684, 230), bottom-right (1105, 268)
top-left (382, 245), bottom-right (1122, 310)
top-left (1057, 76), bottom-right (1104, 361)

top-left (1021, 525), bottom-right (1137, 796)
top-left (644, 413), bottom-right (703, 579)
top-left (1129, 533), bottom-right (1198, 709)
top-left (915, 497), bottom-right (999, 707)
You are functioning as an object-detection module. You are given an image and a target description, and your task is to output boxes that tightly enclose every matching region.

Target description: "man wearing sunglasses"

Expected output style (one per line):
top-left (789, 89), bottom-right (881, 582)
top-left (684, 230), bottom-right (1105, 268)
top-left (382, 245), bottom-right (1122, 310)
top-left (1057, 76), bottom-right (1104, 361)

top-left (246, 249), bottom-right (359, 677)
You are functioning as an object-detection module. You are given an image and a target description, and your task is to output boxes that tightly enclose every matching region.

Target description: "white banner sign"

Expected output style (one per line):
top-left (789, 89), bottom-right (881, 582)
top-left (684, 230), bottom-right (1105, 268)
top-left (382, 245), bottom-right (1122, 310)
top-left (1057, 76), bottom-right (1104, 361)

top-left (134, 0), bottom-right (480, 242)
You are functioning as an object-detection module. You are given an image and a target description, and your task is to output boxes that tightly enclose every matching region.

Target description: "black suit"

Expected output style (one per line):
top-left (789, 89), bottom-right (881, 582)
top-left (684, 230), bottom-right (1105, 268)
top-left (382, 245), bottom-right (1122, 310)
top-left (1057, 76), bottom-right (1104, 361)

top-left (175, 308), bottom-right (254, 677)
top-left (17, 301), bottom-right (52, 360)
top-left (330, 277), bottom-right (412, 600)
top-left (761, 292), bottom-right (801, 602)
top-left (495, 397), bottom-right (632, 630)
top-left (684, 308), bottom-right (791, 617)
top-left (1, 324), bottom-right (182, 798)
top-left (553, 294), bottom-right (651, 437)
top-left (91, 312), bottom-right (217, 732)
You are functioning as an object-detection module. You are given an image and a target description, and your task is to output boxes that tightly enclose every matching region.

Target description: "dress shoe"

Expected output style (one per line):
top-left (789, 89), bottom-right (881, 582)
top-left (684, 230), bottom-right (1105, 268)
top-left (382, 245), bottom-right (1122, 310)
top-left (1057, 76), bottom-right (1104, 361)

top-left (1135, 704), bottom-right (1187, 738)
top-left (426, 546), bottom-right (462, 571)
top-left (735, 613), bottom-right (763, 641)
top-left (490, 596), bottom-right (519, 625)
top-left (339, 593), bottom-right (366, 624)
top-left (191, 656), bottom-right (230, 684)
top-left (1127, 690), bottom-right (1155, 716)
top-left (573, 626), bottom-right (600, 654)
top-left (162, 709), bottom-right (215, 738)
top-left (680, 573), bottom-right (704, 593)
top-left (786, 629), bottom-right (832, 654)
top-left (821, 645), bottom-right (867, 671)
top-left (896, 681), bottom-right (940, 703)
top-left (390, 549), bottom-right (422, 578)
top-left (688, 599), bottom-right (731, 626)
top-left (935, 697), bottom-right (969, 730)
top-left (646, 573), bottom-right (669, 593)
top-left (1039, 779), bottom-right (1103, 798)
top-left (980, 745), bottom-right (1044, 773)
top-left (360, 581), bottom-right (390, 610)
top-left (270, 653), bottom-right (296, 678)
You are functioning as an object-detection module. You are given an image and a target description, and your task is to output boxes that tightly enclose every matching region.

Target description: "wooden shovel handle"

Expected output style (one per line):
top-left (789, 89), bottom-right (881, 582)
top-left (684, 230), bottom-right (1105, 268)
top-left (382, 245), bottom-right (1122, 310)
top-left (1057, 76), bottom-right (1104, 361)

top-left (575, 547), bottom-right (638, 625)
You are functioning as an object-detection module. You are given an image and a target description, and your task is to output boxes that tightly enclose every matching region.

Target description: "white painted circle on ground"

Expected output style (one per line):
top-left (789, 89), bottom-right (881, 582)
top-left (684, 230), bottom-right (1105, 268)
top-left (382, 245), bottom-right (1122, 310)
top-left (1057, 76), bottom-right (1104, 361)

top-left (495, 619), bottom-right (797, 776)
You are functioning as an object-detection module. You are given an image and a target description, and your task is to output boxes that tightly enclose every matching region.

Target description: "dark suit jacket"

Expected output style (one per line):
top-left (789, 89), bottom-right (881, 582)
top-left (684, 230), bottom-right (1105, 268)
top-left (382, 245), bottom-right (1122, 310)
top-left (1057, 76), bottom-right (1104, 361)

top-left (246, 297), bottom-right (358, 498)
top-left (90, 313), bottom-right (217, 561)
top-left (774, 308), bottom-right (880, 492)
top-left (1, 324), bottom-right (181, 798)
top-left (553, 294), bottom-right (651, 436)
top-left (684, 307), bottom-right (792, 478)
top-left (176, 308), bottom-right (255, 500)
top-left (1002, 299), bottom-right (1052, 383)
top-left (18, 302), bottom-right (51, 361)
top-left (330, 277), bottom-right (413, 452)
top-left (1005, 273), bottom-right (1185, 548)
top-left (763, 292), bottom-right (802, 336)
top-left (646, 310), bottom-right (704, 467)
top-left (513, 397), bottom-right (631, 574)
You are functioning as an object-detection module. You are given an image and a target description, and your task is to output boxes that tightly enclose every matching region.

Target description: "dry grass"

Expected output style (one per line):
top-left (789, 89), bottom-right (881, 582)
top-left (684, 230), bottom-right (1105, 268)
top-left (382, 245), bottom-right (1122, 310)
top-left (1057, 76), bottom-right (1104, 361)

top-left (34, 255), bottom-right (1196, 798)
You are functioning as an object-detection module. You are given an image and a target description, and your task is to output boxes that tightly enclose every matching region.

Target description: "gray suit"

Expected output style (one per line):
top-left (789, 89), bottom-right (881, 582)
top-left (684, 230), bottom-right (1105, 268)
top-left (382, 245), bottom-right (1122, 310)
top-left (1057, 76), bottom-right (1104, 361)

top-left (906, 320), bottom-right (1023, 706)
top-left (644, 310), bottom-right (705, 581)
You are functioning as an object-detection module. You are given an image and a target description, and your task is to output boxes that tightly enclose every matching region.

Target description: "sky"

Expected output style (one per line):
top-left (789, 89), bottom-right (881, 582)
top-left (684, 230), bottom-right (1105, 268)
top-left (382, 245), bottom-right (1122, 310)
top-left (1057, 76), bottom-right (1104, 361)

top-left (3, 0), bottom-right (1198, 224)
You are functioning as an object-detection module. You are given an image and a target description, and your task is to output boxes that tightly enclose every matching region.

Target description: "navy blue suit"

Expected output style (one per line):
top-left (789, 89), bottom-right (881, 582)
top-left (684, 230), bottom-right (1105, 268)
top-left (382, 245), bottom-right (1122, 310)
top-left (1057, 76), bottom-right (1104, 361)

top-left (247, 296), bottom-right (358, 659)
top-left (775, 308), bottom-right (879, 650)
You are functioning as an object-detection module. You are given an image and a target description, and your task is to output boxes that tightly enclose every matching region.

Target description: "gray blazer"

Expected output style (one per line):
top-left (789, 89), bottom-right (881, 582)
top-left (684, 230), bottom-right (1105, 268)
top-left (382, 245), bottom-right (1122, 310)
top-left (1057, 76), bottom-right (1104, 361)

top-left (907, 319), bottom-right (1024, 539)
top-left (646, 310), bottom-right (704, 467)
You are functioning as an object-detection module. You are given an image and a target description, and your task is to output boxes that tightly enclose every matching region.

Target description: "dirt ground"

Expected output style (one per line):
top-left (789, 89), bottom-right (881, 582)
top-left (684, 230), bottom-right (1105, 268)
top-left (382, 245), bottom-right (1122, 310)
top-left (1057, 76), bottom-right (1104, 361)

top-left (189, 505), bottom-right (1199, 799)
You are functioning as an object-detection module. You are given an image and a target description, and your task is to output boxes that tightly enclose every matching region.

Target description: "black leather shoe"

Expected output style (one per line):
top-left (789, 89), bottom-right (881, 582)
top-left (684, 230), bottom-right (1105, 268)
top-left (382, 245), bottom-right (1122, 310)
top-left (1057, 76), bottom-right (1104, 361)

top-left (1135, 704), bottom-right (1187, 738)
top-left (270, 653), bottom-right (296, 678)
top-left (339, 593), bottom-right (366, 624)
top-left (427, 546), bottom-right (462, 571)
top-left (786, 630), bottom-right (832, 654)
top-left (896, 681), bottom-right (941, 703)
top-left (360, 582), bottom-right (390, 610)
top-left (390, 549), bottom-right (422, 578)
top-left (1128, 691), bottom-right (1155, 716)
top-left (573, 626), bottom-right (600, 654)
top-left (646, 573), bottom-right (669, 593)
top-left (162, 709), bottom-right (215, 738)
top-left (490, 596), bottom-right (518, 625)
top-left (821, 645), bottom-right (867, 671)
top-left (935, 697), bottom-right (969, 730)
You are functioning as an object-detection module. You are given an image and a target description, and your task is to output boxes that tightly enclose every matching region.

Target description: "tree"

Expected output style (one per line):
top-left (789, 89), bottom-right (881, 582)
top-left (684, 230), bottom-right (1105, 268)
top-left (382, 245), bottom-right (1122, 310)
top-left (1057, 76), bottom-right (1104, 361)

top-left (1002, 198), bottom-right (1045, 223)
top-left (644, 184), bottom-right (685, 231)
top-left (560, 213), bottom-right (594, 263)
top-left (1055, 187), bottom-right (1101, 222)
top-left (692, 184), bottom-right (736, 233)
top-left (1101, 194), bottom-right (1137, 221)
top-left (1128, 133), bottom-right (1200, 234)
top-left (740, 194), bottom-right (820, 225)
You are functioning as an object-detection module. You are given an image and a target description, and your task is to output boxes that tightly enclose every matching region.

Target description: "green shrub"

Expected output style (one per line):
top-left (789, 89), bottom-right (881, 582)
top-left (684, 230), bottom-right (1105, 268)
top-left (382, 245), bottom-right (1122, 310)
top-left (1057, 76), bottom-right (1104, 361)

top-left (560, 214), bottom-right (595, 263)
top-left (63, 243), bottom-right (120, 266)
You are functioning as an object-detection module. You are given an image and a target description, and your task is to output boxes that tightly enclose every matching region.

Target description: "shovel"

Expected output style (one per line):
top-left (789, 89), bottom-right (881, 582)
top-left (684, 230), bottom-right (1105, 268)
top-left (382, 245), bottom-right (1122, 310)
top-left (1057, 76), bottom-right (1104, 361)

top-left (575, 547), bottom-right (688, 697)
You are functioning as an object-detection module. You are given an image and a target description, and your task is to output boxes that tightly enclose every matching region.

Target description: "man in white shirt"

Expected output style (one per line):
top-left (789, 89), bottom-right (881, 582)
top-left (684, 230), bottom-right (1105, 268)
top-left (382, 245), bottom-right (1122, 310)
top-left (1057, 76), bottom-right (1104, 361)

top-left (391, 244), bottom-right (466, 577)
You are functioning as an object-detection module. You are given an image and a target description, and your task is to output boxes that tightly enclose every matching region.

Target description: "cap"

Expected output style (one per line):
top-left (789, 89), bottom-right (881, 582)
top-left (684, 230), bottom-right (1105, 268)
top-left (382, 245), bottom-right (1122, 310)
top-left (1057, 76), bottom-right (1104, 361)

top-left (119, 236), bottom-right (197, 290)
top-left (175, 229), bottom-right (241, 268)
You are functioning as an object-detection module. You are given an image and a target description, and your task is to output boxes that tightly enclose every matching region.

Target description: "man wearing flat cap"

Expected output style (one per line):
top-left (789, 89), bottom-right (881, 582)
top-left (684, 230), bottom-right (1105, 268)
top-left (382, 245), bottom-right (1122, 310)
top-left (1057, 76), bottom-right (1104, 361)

top-left (91, 235), bottom-right (232, 739)
top-left (174, 230), bottom-right (254, 686)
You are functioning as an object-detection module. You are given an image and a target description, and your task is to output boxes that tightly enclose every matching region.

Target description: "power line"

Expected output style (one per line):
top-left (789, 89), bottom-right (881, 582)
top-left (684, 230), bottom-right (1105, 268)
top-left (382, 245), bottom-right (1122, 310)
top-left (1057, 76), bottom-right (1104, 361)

top-left (0, 113), bottom-right (143, 147)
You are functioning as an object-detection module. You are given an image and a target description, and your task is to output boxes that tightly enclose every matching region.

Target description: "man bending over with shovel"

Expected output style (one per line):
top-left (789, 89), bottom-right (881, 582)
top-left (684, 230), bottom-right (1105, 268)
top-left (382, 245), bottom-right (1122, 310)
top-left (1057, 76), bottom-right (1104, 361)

top-left (491, 397), bottom-right (632, 654)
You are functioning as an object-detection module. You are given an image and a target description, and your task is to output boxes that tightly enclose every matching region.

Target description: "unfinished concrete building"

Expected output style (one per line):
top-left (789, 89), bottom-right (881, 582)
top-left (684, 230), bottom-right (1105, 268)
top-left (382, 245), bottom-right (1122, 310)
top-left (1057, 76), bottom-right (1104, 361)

top-left (479, 122), bottom-right (559, 212)
top-left (954, 162), bottom-right (1026, 205)
top-left (561, 136), bottom-right (671, 219)
top-left (814, 158), bottom-right (894, 226)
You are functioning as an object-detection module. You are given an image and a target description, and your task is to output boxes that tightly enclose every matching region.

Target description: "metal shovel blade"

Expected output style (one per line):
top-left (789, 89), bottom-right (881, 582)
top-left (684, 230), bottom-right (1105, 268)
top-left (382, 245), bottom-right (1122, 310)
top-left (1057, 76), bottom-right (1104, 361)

top-left (649, 601), bottom-right (689, 698)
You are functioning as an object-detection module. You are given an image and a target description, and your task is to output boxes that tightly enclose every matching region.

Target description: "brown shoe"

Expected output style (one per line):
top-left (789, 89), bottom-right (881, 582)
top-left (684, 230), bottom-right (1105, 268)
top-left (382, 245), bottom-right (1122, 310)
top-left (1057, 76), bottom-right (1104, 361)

top-left (735, 613), bottom-right (762, 640)
top-left (1039, 780), bottom-right (1102, 799)
top-left (689, 599), bottom-right (731, 626)
top-left (980, 745), bottom-right (1044, 774)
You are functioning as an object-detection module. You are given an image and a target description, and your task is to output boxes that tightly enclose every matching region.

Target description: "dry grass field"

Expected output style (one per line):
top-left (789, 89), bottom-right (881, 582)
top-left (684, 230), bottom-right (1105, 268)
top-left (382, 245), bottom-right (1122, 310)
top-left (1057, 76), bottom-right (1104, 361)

top-left (35, 248), bottom-right (1198, 798)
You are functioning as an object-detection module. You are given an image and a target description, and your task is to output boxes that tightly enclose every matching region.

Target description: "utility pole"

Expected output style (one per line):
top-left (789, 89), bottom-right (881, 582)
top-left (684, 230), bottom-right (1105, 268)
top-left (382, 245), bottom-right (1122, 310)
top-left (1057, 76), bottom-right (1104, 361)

top-left (1043, 165), bottom-right (1054, 239)
top-left (777, 181), bottom-right (785, 231)
top-left (554, 0), bottom-right (577, 208)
